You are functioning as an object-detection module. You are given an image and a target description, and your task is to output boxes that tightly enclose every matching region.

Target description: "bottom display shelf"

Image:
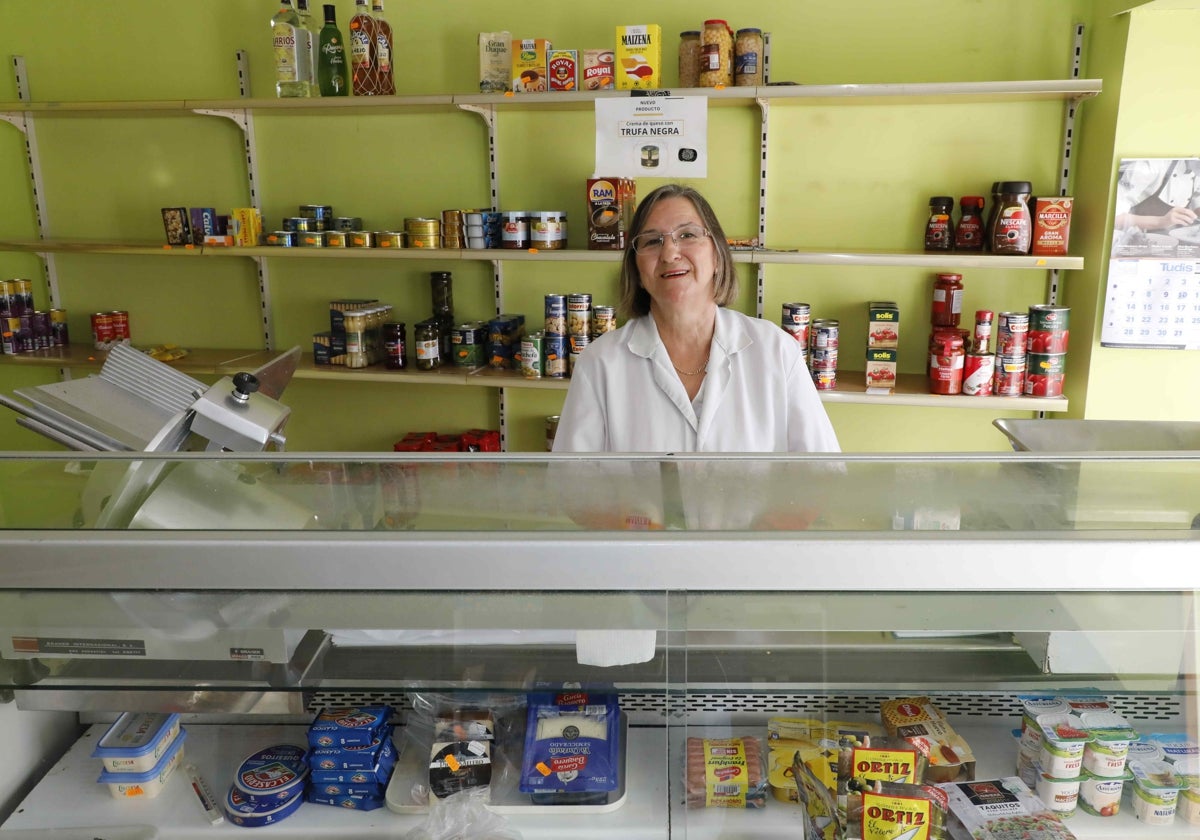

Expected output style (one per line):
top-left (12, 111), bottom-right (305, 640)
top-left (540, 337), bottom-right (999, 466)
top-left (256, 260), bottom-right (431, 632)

top-left (1, 721), bottom-right (1190, 839)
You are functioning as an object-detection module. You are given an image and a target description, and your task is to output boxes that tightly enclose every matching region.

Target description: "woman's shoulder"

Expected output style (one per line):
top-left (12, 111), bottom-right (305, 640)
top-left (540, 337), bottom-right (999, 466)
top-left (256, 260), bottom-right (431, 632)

top-left (719, 308), bottom-right (803, 355)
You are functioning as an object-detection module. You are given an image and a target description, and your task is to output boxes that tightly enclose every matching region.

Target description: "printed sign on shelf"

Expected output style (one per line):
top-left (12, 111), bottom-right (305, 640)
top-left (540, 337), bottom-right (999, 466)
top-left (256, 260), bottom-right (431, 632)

top-left (594, 94), bottom-right (707, 179)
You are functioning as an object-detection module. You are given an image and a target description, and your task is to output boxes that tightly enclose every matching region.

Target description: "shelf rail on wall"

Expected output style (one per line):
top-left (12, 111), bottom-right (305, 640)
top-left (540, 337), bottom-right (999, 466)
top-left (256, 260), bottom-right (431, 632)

top-left (192, 50), bottom-right (275, 351)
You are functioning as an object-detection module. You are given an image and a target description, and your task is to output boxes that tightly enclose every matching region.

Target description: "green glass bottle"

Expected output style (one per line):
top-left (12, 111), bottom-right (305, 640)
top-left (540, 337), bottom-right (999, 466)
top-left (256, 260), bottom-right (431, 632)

top-left (317, 4), bottom-right (350, 96)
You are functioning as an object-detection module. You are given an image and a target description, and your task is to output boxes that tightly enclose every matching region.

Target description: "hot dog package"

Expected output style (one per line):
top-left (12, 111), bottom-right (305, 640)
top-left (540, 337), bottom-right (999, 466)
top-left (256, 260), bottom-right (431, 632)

top-left (880, 697), bottom-right (976, 784)
top-left (686, 736), bottom-right (768, 809)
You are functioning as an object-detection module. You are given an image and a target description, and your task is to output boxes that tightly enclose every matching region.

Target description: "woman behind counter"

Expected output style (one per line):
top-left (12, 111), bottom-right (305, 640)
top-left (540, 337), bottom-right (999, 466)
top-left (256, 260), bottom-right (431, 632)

top-left (553, 183), bottom-right (839, 453)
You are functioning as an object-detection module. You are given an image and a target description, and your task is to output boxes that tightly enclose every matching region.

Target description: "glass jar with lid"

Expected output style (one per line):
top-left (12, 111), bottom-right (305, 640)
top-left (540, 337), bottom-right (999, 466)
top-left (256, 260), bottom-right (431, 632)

top-left (415, 320), bottom-right (441, 370)
top-left (678, 31), bottom-right (701, 87)
top-left (699, 19), bottom-right (733, 87)
top-left (989, 181), bottom-right (1033, 254)
top-left (734, 28), bottom-right (763, 86)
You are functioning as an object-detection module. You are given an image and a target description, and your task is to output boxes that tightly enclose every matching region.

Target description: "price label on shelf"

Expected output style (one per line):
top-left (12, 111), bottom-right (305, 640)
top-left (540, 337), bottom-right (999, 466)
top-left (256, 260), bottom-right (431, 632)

top-left (1101, 258), bottom-right (1200, 349)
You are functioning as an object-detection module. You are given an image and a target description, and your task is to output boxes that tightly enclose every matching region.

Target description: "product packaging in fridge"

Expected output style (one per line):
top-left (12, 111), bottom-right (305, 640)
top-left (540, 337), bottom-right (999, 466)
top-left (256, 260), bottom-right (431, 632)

top-left (519, 689), bottom-right (620, 804)
top-left (307, 705), bottom-right (392, 748)
top-left (768, 747), bottom-right (837, 840)
top-left (1129, 758), bottom-right (1182, 825)
top-left (879, 697), bottom-right (976, 784)
top-left (839, 737), bottom-right (927, 830)
top-left (1145, 732), bottom-right (1200, 764)
top-left (851, 781), bottom-right (948, 840)
top-left (686, 736), bottom-right (767, 808)
top-left (939, 777), bottom-right (1077, 840)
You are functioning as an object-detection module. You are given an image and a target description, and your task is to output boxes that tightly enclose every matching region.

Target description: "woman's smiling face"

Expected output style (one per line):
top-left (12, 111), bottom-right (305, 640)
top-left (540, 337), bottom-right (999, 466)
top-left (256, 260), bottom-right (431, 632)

top-left (634, 196), bottom-right (717, 319)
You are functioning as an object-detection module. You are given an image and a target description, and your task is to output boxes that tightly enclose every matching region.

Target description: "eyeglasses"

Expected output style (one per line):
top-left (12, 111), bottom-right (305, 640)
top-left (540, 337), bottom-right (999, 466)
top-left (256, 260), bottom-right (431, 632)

top-left (631, 223), bottom-right (711, 255)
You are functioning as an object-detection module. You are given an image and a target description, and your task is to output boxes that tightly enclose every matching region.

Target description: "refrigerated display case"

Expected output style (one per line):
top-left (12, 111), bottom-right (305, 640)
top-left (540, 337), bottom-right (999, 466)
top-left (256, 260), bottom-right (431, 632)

top-left (0, 450), bottom-right (1196, 838)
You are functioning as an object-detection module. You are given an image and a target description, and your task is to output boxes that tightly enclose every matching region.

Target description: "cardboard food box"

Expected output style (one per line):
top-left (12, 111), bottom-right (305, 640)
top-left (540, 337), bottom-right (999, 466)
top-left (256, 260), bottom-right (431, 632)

top-left (478, 32), bottom-right (511, 93)
top-left (865, 347), bottom-right (898, 391)
top-left (512, 38), bottom-right (551, 92)
top-left (547, 49), bottom-right (578, 91)
top-left (581, 49), bottom-right (615, 91)
top-left (868, 301), bottom-right (900, 348)
top-left (615, 24), bottom-right (662, 90)
top-left (586, 177), bottom-right (636, 250)
top-left (1032, 196), bottom-right (1073, 257)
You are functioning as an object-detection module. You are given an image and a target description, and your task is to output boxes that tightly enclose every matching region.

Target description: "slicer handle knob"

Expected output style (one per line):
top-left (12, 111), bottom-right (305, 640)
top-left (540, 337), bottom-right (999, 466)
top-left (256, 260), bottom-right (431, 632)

top-left (231, 372), bottom-right (259, 403)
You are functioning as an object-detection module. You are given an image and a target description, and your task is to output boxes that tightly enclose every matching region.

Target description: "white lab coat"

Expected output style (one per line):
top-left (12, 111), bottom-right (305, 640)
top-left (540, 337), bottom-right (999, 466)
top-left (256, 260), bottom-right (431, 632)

top-left (553, 307), bottom-right (840, 453)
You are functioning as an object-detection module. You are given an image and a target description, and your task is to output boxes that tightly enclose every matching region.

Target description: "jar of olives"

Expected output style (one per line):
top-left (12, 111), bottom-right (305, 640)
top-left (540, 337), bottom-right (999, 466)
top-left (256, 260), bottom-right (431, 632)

top-left (415, 319), bottom-right (441, 370)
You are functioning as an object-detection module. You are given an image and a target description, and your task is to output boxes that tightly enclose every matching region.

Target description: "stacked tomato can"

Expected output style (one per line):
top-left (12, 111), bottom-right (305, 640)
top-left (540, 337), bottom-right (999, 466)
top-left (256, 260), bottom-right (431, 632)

top-left (1024, 305), bottom-right (1069, 397)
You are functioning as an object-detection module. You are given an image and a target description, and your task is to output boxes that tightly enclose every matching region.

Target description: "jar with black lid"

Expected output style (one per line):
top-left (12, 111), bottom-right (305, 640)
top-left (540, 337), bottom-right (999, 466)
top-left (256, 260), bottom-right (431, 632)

top-left (924, 196), bottom-right (955, 251)
top-left (414, 320), bottom-right (441, 370)
top-left (989, 181), bottom-right (1033, 254)
top-left (384, 322), bottom-right (407, 370)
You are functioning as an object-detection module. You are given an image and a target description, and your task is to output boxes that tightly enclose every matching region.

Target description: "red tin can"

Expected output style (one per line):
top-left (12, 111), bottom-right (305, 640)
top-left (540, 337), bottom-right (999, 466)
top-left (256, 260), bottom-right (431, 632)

top-left (91, 312), bottom-right (115, 350)
top-left (109, 310), bottom-right (131, 344)
top-left (963, 352), bottom-right (995, 396)
top-left (994, 354), bottom-right (1027, 396)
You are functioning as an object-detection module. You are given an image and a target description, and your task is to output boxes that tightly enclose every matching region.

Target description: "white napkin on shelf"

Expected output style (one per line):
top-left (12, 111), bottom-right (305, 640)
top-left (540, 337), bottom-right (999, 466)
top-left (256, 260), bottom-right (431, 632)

top-left (575, 629), bottom-right (657, 666)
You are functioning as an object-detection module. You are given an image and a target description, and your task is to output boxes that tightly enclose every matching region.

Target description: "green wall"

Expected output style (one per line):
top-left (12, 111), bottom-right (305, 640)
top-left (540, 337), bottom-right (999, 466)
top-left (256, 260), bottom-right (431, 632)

top-left (0, 1), bottom-right (1163, 452)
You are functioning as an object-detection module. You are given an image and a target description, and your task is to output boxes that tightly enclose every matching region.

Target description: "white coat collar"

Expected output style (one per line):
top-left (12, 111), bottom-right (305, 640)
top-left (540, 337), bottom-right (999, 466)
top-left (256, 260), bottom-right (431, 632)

top-left (625, 307), bottom-right (754, 359)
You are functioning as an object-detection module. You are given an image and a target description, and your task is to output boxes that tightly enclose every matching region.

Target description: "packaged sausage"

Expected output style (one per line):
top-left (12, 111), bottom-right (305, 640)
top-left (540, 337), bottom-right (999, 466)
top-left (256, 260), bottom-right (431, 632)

top-left (880, 697), bottom-right (976, 784)
top-left (686, 736), bottom-right (768, 808)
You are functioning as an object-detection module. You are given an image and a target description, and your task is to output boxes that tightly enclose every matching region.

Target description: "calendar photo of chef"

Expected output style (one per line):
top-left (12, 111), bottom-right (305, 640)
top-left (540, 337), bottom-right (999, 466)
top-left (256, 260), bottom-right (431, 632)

top-left (1112, 157), bottom-right (1200, 258)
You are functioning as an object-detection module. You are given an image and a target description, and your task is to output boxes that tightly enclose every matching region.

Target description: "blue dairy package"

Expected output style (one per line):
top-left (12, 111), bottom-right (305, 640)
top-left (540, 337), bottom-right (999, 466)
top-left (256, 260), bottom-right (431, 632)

top-left (309, 779), bottom-right (387, 798)
top-left (224, 783), bottom-right (304, 827)
top-left (519, 689), bottom-right (620, 798)
top-left (306, 791), bottom-right (385, 810)
top-left (232, 744), bottom-right (309, 804)
top-left (308, 730), bottom-right (396, 771)
top-left (307, 705), bottom-right (392, 748)
top-left (308, 747), bottom-right (395, 786)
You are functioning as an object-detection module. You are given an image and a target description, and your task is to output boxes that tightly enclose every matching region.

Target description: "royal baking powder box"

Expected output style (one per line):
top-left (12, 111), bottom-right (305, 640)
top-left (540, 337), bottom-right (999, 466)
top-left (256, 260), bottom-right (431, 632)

top-left (92, 712), bottom-right (182, 774)
top-left (224, 782), bottom-right (305, 827)
top-left (231, 743), bottom-right (309, 805)
top-left (307, 705), bottom-right (392, 748)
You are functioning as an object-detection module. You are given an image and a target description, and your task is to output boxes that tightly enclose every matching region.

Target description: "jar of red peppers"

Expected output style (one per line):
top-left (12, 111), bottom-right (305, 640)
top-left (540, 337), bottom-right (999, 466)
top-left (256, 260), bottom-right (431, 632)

top-left (930, 273), bottom-right (964, 327)
top-left (930, 335), bottom-right (965, 395)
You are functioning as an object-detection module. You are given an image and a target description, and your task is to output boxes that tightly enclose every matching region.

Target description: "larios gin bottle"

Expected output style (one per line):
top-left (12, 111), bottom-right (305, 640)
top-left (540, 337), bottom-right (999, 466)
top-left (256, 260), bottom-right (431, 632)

top-left (317, 4), bottom-right (350, 96)
top-left (371, 0), bottom-right (395, 95)
top-left (348, 0), bottom-right (380, 95)
top-left (271, 0), bottom-right (311, 97)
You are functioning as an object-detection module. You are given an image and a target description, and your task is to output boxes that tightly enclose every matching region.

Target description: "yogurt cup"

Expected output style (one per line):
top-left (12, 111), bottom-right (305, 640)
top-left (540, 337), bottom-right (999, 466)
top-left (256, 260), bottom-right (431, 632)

top-left (1155, 737), bottom-right (1200, 764)
top-left (1016, 744), bottom-right (1040, 788)
top-left (1078, 769), bottom-right (1127, 817)
top-left (1020, 697), bottom-right (1069, 751)
top-left (1127, 741), bottom-right (1166, 764)
top-left (92, 712), bottom-right (182, 774)
top-left (1080, 711), bottom-right (1136, 778)
top-left (1036, 713), bottom-right (1092, 779)
top-left (96, 727), bottom-right (186, 799)
top-left (1130, 758), bottom-right (1182, 825)
top-left (1180, 789), bottom-right (1200, 825)
top-left (1036, 772), bottom-right (1080, 817)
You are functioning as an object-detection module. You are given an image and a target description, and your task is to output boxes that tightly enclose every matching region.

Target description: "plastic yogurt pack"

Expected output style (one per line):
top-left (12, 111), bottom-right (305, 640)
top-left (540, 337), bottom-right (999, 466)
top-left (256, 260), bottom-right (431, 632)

top-left (1077, 769), bottom-right (1128, 818)
top-left (1129, 758), bottom-right (1182, 826)
top-left (96, 727), bottom-right (187, 799)
top-left (92, 712), bottom-right (182, 774)
top-left (1172, 756), bottom-right (1200, 825)
top-left (1078, 710), bottom-right (1136, 778)
top-left (1035, 713), bottom-right (1092, 779)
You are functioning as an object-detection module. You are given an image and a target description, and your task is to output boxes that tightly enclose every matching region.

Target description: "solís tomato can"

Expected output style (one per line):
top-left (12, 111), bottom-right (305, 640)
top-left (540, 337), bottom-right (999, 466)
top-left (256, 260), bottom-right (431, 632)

top-left (963, 352), bottom-right (994, 396)
top-left (1027, 305), bottom-right (1070, 354)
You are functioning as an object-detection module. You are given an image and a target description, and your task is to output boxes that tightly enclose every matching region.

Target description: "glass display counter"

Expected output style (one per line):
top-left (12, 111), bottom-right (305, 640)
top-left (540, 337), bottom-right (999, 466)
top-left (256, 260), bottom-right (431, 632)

top-left (0, 451), bottom-right (1195, 838)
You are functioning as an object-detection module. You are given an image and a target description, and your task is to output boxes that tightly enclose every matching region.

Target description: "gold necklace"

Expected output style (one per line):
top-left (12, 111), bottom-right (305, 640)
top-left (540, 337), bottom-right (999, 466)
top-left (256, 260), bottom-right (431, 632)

top-left (672, 352), bottom-right (710, 376)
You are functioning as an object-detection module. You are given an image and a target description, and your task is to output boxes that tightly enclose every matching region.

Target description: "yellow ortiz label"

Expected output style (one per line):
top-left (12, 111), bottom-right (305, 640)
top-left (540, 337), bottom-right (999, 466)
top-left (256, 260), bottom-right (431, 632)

top-left (852, 747), bottom-right (919, 785)
top-left (862, 791), bottom-right (933, 840)
top-left (703, 739), bottom-right (749, 807)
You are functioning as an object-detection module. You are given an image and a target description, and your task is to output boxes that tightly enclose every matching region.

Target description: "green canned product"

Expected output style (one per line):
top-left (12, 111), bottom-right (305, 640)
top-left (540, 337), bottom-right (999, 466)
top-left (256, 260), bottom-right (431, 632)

top-left (521, 331), bottom-right (544, 379)
top-left (451, 321), bottom-right (486, 368)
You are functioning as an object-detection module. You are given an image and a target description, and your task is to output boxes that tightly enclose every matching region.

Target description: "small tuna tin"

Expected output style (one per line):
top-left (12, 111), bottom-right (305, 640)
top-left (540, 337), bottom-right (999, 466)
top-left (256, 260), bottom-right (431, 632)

top-left (92, 712), bottom-right (182, 774)
top-left (290, 216), bottom-right (320, 233)
top-left (377, 231), bottom-right (405, 249)
top-left (232, 743), bottom-right (309, 804)
top-left (347, 231), bottom-right (376, 248)
top-left (308, 706), bottom-right (392, 749)
top-left (325, 230), bottom-right (348, 248)
top-left (298, 231), bottom-right (327, 247)
top-left (225, 783), bottom-right (305, 827)
top-left (266, 231), bottom-right (298, 247)
top-left (299, 204), bottom-right (334, 226)
top-left (96, 727), bottom-right (187, 800)
top-left (334, 216), bottom-right (363, 232)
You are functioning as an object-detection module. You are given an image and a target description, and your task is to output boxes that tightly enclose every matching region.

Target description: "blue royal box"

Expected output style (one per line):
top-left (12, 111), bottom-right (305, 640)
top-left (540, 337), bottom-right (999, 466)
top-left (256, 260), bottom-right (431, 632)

top-left (307, 706), bottom-right (392, 749)
top-left (225, 783), bottom-right (304, 827)
top-left (231, 744), bottom-right (309, 805)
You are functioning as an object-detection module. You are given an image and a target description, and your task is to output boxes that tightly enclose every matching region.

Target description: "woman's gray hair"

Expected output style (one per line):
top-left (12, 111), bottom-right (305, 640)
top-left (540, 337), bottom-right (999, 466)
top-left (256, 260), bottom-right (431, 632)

top-left (618, 184), bottom-right (737, 318)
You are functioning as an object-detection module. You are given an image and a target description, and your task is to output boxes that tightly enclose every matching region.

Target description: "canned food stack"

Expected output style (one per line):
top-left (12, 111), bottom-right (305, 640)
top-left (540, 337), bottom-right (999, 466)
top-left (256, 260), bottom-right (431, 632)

top-left (92, 310), bottom-right (131, 352)
top-left (442, 209), bottom-right (464, 249)
top-left (539, 293), bottom-right (566, 379)
top-left (993, 310), bottom-right (1029, 396)
top-left (464, 210), bottom-right (501, 249)
top-left (487, 313), bottom-right (525, 370)
top-left (962, 310), bottom-right (995, 395)
top-left (406, 217), bottom-right (441, 249)
top-left (92, 712), bottom-right (187, 801)
top-left (780, 302), bottom-right (810, 365)
top-left (1025, 305), bottom-right (1069, 397)
top-left (809, 318), bottom-right (838, 390)
top-left (304, 704), bottom-right (394, 812)
top-left (566, 292), bottom-right (592, 376)
top-left (865, 302), bottom-right (899, 392)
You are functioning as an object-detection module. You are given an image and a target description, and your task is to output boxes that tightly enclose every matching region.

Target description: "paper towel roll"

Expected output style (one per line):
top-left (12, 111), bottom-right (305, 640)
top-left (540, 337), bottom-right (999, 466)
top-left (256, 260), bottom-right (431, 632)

top-left (575, 629), bottom-right (657, 666)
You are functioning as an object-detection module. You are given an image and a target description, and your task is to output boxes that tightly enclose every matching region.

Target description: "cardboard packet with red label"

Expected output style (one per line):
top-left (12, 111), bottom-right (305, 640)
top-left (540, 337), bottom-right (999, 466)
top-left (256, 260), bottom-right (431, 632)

top-left (686, 736), bottom-right (767, 808)
top-left (581, 49), bottom-right (615, 90)
top-left (512, 38), bottom-right (550, 92)
top-left (1032, 196), bottom-right (1073, 257)
top-left (879, 697), bottom-right (976, 784)
top-left (547, 50), bottom-right (578, 91)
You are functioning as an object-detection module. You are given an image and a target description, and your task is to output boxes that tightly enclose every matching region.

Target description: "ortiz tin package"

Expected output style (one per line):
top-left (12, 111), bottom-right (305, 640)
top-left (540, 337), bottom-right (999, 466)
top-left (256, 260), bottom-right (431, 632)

top-left (307, 705), bottom-right (392, 748)
top-left (232, 743), bottom-right (309, 805)
top-left (520, 689), bottom-right (621, 804)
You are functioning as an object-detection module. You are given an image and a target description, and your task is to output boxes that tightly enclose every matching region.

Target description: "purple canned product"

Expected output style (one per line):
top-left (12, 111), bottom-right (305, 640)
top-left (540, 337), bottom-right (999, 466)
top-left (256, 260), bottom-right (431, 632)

top-left (544, 294), bottom-right (566, 336)
top-left (1, 316), bottom-right (19, 355)
top-left (49, 309), bottom-right (68, 348)
top-left (996, 311), bottom-right (1030, 357)
top-left (567, 293), bottom-right (592, 337)
top-left (545, 333), bottom-right (567, 378)
top-left (18, 313), bottom-right (35, 353)
top-left (0, 281), bottom-right (11, 318)
top-left (30, 311), bottom-right (49, 350)
top-left (810, 318), bottom-right (839, 351)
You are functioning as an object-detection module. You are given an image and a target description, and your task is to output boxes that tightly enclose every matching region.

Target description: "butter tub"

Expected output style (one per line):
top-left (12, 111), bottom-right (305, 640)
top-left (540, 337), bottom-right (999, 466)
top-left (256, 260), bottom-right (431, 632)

top-left (96, 727), bottom-right (187, 799)
top-left (92, 712), bottom-right (182, 773)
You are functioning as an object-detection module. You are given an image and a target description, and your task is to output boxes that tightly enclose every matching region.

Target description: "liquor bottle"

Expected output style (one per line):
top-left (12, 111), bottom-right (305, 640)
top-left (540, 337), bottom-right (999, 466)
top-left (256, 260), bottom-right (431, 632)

top-left (371, 0), bottom-right (395, 95)
top-left (271, 0), bottom-right (311, 97)
top-left (317, 4), bottom-right (350, 96)
top-left (295, 0), bottom-right (319, 97)
top-left (348, 0), bottom-right (379, 96)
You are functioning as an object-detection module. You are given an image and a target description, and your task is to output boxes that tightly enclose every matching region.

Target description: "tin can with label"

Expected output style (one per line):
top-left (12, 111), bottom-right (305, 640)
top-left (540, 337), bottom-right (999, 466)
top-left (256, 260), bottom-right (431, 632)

top-left (810, 318), bottom-right (839, 351)
top-left (325, 231), bottom-right (348, 248)
top-left (591, 305), bottom-right (616, 337)
top-left (1, 316), bottom-right (19, 354)
top-left (994, 353), bottom-right (1027, 396)
top-left (567, 293), bottom-right (592, 337)
top-left (0, 281), bottom-right (12, 318)
top-left (266, 231), bottom-right (298, 247)
top-left (29, 311), bottom-right (50, 350)
top-left (348, 231), bottom-right (376, 248)
top-left (545, 415), bottom-right (560, 451)
top-left (291, 216), bottom-right (320, 233)
top-left (109, 310), bottom-right (131, 344)
top-left (91, 312), bottom-right (115, 350)
top-left (377, 231), bottom-right (405, 249)
top-left (996, 311), bottom-right (1030, 357)
top-left (544, 294), bottom-right (566, 336)
top-left (1025, 352), bottom-right (1066, 398)
top-left (568, 332), bottom-right (590, 356)
top-left (298, 231), bottom-right (327, 247)
top-left (809, 347), bottom-right (839, 371)
top-left (15, 279), bottom-right (32, 314)
top-left (963, 352), bottom-right (995, 395)
top-left (451, 322), bottom-right (487, 368)
top-left (782, 302), bottom-right (811, 346)
top-left (521, 331), bottom-right (544, 379)
top-left (334, 216), bottom-right (363, 232)
top-left (813, 368), bottom-right (837, 391)
top-left (1028, 305), bottom-right (1070, 354)
top-left (299, 205), bottom-right (334, 228)
top-left (48, 309), bottom-right (68, 348)
top-left (544, 333), bottom-right (567, 378)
